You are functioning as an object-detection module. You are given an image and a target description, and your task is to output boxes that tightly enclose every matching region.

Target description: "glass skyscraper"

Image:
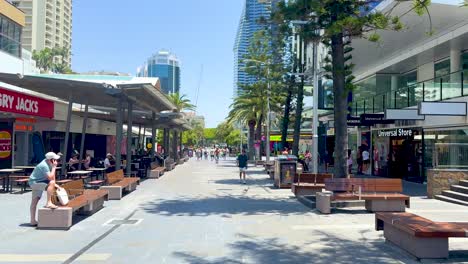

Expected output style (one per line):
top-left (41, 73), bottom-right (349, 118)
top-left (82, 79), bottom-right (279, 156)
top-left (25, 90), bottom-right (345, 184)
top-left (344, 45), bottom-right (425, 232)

top-left (233, 0), bottom-right (279, 96)
top-left (137, 50), bottom-right (181, 94)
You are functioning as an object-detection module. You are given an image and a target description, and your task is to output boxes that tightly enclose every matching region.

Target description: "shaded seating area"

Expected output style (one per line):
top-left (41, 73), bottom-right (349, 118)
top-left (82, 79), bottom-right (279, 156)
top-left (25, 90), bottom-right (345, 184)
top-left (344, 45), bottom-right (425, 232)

top-left (149, 162), bottom-right (165, 179)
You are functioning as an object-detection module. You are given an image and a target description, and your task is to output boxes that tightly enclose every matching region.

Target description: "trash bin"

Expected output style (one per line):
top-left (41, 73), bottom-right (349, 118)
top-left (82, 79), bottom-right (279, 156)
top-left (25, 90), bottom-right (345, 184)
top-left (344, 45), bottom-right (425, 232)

top-left (274, 155), bottom-right (297, 188)
top-left (316, 191), bottom-right (333, 214)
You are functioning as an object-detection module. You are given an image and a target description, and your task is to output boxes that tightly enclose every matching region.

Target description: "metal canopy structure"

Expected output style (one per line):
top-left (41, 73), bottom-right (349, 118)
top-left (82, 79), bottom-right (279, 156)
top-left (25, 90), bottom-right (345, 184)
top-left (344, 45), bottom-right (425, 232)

top-left (0, 72), bottom-right (185, 175)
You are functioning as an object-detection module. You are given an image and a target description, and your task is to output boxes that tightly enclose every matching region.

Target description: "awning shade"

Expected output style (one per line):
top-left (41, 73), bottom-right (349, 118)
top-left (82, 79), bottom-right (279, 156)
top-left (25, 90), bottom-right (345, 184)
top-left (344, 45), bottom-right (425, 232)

top-left (0, 73), bottom-right (176, 113)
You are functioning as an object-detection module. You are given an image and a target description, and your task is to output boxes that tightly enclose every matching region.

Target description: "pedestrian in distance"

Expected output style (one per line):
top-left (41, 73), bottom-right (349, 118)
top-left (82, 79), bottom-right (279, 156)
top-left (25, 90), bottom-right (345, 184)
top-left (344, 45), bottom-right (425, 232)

top-left (237, 149), bottom-right (248, 184)
top-left (28, 152), bottom-right (63, 226)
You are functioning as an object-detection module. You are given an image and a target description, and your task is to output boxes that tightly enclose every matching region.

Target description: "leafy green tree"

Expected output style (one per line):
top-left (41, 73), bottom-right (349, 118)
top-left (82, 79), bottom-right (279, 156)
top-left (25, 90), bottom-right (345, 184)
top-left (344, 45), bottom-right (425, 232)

top-left (182, 121), bottom-right (204, 146)
top-left (167, 92), bottom-right (196, 112)
top-left (204, 128), bottom-right (218, 146)
top-left (276, 0), bottom-right (430, 177)
top-left (32, 47), bottom-right (72, 73)
top-left (228, 30), bottom-right (285, 159)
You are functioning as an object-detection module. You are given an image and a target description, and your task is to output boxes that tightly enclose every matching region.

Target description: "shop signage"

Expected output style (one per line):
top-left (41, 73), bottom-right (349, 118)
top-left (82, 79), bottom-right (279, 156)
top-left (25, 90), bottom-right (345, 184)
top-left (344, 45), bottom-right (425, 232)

top-left (0, 130), bottom-right (12, 159)
top-left (377, 128), bottom-right (414, 137)
top-left (347, 115), bottom-right (361, 126)
top-left (0, 87), bottom-right (54, 118)
top-left (360, 114), bottom-right (394, 125)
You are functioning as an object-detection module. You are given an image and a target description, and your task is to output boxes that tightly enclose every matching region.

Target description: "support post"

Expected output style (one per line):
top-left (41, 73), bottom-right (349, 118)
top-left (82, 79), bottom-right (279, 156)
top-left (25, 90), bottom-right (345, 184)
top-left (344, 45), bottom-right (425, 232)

top-left (115, 95), bottom-right (123, 170)
top-left (172, 130), bottom-right (178, 161)
top-left (126, 101), bottom-right (133, 176)
top-left (151, 112), bottom-right (156, 157)
top-left (137, 124), bottom-right (141, 150)
top-left (180, 131), bottom-right (183, 159)
top-left (78, 103), bottom-right (89, 170)
top-left (61, 94), bottom-right (74, 176)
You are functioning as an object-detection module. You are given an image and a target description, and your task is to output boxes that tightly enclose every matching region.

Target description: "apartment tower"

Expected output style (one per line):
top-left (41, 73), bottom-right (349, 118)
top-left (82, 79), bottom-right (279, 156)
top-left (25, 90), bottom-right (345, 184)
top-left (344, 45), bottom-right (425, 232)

top-left (11, 0), bottom-right (72, 65)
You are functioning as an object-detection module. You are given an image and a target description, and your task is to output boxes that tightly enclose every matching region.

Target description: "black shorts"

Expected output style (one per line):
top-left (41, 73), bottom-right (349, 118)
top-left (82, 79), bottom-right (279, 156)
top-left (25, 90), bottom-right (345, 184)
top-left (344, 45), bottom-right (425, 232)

top-left (363, 159), bottom-right (370, 164)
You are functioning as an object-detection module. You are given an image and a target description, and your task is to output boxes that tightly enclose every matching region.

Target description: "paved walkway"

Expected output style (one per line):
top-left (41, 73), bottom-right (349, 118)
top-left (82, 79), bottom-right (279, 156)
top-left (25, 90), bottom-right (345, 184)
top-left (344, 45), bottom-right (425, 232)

top-left (0, 158), bottom-right (467, 263)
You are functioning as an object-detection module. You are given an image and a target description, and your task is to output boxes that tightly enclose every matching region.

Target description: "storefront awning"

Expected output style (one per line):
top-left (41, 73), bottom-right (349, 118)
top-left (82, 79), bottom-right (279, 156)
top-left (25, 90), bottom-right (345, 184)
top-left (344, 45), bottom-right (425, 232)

top-left (0, 73), bottom-right (176, 113)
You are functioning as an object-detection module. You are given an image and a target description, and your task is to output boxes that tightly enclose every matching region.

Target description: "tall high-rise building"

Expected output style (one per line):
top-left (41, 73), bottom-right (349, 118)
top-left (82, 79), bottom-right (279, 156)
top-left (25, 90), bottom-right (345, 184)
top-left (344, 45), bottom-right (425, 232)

top-left (233, 0), bottom-right (278, 96)
top-left (11, 0), bottom-right (72, 65)
top-left (137, 50), bottom-right (181, 94)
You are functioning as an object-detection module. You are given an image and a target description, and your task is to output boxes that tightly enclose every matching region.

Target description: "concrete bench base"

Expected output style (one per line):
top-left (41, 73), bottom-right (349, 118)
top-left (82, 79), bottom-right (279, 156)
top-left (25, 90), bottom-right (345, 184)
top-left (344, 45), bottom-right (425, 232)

top-left (384, 223), bottom-right (449, 259)
top-left (148, 169), bottom-right (164, 179)
top-left (37, 207), bottom-right (72, 230)
top-left (292, 185), bottom-right (324, 197)
top-left (365, 200), bottom-right (406, 212)
top-left (81, 197), bottom-right (105, 215)
top-left (100, 186), bottom-right (123, 200)
top-left (165, 164), bottom-right (176, 171)
top-left (125, 182), bottom-right (137, 192)
top-left (316, 192), bottom-right (332, 214)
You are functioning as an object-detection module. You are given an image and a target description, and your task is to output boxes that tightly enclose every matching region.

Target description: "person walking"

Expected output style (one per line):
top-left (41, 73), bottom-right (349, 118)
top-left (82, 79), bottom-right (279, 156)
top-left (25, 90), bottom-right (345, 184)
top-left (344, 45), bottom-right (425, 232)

top-left (28, 152), bottom-right (62, 226)
top-left (362, 147), bottom-right (370, 175)
top-left (237, 149), bottom-right (249, 184)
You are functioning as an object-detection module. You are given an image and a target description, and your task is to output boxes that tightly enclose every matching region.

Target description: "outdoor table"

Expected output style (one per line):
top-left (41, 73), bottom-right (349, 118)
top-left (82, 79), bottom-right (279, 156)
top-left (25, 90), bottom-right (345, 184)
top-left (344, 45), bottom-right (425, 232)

top-left (14, 166), bottom-right (36, 175)
top-left (86, 168), bottom-right (106, 180)
top-left (67, 170), bottom-right (92, 181)
top-left (0, 169), bottom-right (24, 192)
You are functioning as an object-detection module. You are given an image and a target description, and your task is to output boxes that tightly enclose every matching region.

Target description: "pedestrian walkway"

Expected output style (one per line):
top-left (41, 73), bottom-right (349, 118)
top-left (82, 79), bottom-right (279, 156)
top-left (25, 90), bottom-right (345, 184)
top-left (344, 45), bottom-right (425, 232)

top-left (0, 158), bottom-right (467, 263)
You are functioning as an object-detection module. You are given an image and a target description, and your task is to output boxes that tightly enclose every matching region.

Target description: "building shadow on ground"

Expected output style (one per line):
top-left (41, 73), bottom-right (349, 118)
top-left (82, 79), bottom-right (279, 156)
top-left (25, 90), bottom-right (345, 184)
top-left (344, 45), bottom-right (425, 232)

top-left (213, 178), bottom-right (270, 186)
top-left (170, 231), bottom-right (441, 264)
top-left (141, 195), bottom-right (309, 217)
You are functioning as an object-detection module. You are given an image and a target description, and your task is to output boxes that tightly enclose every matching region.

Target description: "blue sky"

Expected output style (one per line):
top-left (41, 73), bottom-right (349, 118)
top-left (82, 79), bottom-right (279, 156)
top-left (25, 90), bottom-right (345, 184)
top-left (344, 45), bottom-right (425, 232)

top-left (72, 0), bottom-right (243, 128)
top-left (72, 0), bottom-right (462, 128)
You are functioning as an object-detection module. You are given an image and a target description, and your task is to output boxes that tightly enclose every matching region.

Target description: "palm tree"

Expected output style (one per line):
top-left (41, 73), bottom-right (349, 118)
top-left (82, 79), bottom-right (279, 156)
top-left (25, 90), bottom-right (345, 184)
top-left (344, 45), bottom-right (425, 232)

top-left (167, 92), bottom-right (196, 112)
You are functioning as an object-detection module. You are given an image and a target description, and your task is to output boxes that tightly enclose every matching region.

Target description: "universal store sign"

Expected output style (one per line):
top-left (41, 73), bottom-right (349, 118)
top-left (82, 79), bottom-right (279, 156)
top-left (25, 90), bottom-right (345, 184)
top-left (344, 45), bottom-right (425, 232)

top-left (377, 128), bottom-right (414, 137)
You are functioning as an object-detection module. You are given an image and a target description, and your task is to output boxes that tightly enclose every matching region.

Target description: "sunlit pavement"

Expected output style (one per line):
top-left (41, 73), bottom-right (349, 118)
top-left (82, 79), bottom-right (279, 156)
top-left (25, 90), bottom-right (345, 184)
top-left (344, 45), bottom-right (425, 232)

top-left (0, 158), bottom-right (467, 263)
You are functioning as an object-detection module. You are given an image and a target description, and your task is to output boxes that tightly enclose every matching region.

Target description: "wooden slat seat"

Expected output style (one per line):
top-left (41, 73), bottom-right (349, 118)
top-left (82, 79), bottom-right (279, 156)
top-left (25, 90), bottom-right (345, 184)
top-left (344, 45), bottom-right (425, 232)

top-left (292, 173), bottom-right (333, 196)
top-left (9, 176), bottom-right (29, 193)
top-left (61, 194), bottom-right (87, 211)
top-left (88, 180), bottom-right (105, 185)
top-left (320, 178), bottom-right (410, 212)
top-left (100, 170), bottom-right (140, 200)
top-left (149, 162), bottom-right (165, 179)
top-left (376, 212), bottom-right (468, 259)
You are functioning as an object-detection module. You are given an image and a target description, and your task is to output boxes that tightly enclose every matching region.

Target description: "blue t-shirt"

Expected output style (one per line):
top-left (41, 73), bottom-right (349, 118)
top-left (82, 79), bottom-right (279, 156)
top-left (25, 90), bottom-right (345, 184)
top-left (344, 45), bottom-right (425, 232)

top-left (237, 154), bottom-right (248, 168)
top-left (29, 159), bottom-right (52, 185)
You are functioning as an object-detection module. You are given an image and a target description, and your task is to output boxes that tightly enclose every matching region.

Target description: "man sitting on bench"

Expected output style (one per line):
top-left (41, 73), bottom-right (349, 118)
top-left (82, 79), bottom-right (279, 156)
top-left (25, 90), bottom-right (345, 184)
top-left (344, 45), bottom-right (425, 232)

top-left (28, 152), bottom-right (61, 226)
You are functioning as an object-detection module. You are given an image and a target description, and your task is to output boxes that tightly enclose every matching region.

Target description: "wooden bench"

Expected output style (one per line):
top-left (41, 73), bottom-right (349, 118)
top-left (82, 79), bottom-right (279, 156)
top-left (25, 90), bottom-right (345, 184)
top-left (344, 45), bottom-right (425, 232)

top-left (8, 176), bottom-right (29, 194)
top-left (319, 178), bottom-right (410, 213)
top-left (148, 162), bottom-right (165, 179)
top-left (38, 180), bottom-right (108, 230)
top-left (100, 169), bottom-right (140, 200)
top-left (376, 212), bottom-right (468, 259)
top-left (165, 158), bottom-right (177, 171)
top-left (291, 173), bottom-right (333, 197)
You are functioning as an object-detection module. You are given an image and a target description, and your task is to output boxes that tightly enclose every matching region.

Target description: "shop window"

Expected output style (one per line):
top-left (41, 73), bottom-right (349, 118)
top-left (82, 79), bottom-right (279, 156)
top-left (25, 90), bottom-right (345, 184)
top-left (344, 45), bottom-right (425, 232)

top-left (424, 128), bottom-right (468, 170)
top-left (463, 52), bottom-right (468, 70)
top-left (435, 59), bottom-right (450, 78)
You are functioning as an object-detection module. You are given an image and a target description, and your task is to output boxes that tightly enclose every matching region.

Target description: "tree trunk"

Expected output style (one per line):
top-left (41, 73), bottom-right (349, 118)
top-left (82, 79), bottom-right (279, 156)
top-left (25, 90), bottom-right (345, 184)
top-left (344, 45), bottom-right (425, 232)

top-left (248, 120), bottom-right (256, 160)
top-left (281, 81), bottom-right (293, 150)
top-left (331, 32), bottom-right (348, 178)
top-left (255, 114), bottom-right (263, 161)
top-left (292, 46), bottom-right (306, 156)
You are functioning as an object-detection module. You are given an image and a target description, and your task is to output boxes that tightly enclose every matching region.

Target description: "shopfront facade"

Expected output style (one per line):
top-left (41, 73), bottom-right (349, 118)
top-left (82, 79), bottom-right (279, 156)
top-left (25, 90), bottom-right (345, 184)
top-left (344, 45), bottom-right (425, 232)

top-left (371, 127), bottom-right (424, 183)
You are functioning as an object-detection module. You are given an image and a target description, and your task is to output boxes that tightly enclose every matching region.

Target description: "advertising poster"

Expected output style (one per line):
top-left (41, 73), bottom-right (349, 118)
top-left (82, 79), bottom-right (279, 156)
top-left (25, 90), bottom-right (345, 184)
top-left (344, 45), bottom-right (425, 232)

top-left (0, 120), bottom-right (13, 169)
